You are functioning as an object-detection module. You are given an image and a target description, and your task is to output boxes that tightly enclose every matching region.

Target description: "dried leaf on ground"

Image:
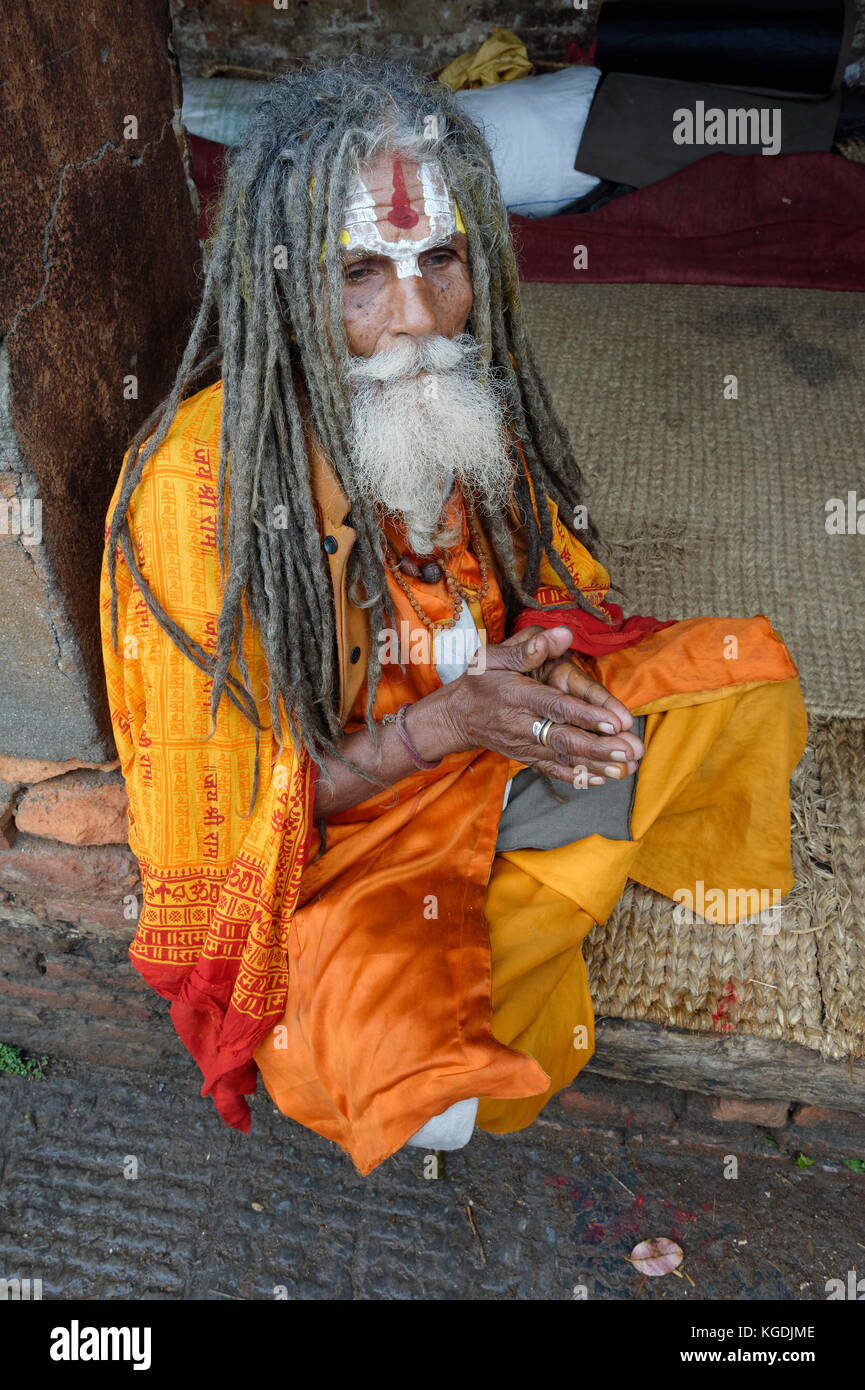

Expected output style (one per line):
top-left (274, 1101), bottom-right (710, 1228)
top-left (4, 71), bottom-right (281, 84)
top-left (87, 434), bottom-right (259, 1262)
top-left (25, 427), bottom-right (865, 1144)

top-left (629, 1238), bottom-right (684, 1276)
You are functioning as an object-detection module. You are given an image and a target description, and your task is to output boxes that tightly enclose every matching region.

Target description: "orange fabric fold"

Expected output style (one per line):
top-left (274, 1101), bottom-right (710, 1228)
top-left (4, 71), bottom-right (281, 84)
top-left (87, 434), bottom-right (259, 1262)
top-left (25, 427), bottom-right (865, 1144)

top-left (254, 482), bottom-right (555, 1173)
top-left (585, 614), bottom-right (798, 712)
top-left (477, 672), bottom-right (808, 1135)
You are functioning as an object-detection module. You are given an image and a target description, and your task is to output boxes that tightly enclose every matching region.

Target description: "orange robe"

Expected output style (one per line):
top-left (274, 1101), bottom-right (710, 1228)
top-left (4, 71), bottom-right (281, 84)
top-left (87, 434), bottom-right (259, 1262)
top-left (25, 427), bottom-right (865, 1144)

top-left (100, 381), bottom-right (807, 1174)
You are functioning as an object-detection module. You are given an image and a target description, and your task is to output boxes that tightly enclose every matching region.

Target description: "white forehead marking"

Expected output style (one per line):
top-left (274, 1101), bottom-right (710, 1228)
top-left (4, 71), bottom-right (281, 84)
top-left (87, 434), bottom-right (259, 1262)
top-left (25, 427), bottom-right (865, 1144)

top-left (341, 160), bottom-right (457, 279)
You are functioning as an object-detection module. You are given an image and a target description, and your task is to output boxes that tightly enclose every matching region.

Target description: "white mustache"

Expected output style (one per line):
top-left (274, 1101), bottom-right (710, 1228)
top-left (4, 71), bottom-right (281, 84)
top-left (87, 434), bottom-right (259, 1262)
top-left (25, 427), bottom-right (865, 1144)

top-left (347, 333), bottom-right (480, 383)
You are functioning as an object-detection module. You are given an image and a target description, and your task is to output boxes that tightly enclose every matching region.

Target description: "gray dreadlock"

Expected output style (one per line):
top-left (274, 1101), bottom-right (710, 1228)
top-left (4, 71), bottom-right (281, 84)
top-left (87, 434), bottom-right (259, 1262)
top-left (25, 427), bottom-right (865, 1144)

top-left (106, 54), bottom-right (610, 819)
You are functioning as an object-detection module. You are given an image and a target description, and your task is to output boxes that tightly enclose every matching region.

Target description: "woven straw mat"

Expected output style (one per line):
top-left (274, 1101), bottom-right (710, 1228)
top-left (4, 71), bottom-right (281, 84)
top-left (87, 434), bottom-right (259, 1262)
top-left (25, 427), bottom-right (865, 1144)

top-left (521, 283), bottom-right (865, 1058)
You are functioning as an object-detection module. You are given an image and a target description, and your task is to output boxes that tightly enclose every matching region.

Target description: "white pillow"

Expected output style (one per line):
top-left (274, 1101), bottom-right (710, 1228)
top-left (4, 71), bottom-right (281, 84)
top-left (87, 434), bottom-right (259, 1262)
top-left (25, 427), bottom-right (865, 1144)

top-left (182, 77), bottom-right (265, 148)
top-left (453, 66), bottom-right (602, 217)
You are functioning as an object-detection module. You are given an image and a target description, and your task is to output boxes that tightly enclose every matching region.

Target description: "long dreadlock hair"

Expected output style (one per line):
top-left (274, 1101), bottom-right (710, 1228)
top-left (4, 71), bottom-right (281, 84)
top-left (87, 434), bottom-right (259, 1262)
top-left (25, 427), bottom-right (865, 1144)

top-left (106, 54), bottom-right (610, 818)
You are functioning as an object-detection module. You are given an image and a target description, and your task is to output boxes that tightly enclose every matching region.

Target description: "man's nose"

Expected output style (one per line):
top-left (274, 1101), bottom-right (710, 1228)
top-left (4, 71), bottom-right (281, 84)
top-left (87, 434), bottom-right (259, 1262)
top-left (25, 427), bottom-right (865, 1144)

top-left (385, 270), bottom-right (439, 338)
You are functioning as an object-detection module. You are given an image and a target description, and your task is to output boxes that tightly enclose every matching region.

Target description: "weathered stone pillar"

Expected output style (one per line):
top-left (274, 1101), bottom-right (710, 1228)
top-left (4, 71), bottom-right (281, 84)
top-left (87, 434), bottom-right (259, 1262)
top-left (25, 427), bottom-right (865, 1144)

top-left (0, 0), bottom-right (202, 934)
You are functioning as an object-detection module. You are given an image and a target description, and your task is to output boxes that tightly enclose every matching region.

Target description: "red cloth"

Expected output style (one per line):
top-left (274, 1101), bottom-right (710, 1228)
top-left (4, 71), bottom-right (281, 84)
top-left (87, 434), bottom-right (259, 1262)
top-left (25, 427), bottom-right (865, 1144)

top-left (564, 40), bottom-right (598, 66)
top-left (188, 135), bottom-right (865, 293)
top-left (513, 599), bottom-right (676, 656)
top-left (190, 131), bottom-right (229, 241)
top-left (511, 151), bottom-right (865, 292)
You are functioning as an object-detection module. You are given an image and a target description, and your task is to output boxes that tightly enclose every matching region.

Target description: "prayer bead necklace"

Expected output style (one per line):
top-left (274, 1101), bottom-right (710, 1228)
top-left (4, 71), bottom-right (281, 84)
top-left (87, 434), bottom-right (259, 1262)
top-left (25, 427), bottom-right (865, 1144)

top-left (383, 505), bottom-right (489, 635)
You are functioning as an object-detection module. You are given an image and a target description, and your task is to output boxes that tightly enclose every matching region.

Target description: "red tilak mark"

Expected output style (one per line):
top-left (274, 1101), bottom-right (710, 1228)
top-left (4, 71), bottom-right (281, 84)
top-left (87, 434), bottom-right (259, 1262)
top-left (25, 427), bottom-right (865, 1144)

top-left (386, 158), bottom-right (419, 229)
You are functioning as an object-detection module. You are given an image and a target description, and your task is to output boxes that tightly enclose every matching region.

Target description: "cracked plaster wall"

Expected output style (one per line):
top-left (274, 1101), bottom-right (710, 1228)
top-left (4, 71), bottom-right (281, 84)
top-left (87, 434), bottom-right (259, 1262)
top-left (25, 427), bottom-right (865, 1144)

top-left (0, 0), bottom-right (202, 760)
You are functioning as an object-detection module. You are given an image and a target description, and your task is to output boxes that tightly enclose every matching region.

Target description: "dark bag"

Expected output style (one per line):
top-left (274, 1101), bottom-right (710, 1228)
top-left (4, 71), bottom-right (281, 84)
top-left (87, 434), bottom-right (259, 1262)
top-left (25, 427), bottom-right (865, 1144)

top-left (595, 0), bottom-right (855, 99)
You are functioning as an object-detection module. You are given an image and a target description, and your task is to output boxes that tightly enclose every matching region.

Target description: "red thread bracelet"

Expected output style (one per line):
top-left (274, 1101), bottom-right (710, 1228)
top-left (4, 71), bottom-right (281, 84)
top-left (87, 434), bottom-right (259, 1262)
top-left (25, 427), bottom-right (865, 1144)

top-left (383, 702), bottom-right (442, 771)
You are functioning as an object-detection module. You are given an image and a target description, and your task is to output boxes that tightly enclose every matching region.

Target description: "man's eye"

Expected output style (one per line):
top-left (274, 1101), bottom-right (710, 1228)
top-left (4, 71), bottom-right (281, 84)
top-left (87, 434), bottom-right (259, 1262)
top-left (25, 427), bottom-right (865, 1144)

top-left (346, 265), bottom-right (372, 282)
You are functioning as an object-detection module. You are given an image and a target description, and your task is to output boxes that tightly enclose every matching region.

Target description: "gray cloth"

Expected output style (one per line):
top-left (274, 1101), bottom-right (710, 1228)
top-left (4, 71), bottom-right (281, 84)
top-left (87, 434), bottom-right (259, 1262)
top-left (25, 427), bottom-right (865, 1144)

top-left (575, 72), bottom-right (842, 189)
top-left (495, 715), bottom-right (645, 852)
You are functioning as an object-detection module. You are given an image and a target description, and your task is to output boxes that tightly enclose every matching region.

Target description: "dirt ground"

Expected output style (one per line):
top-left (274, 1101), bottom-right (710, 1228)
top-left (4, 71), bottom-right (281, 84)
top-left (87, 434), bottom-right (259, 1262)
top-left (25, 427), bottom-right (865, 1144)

top-left (1, 1055), bottom-right (863, 1301)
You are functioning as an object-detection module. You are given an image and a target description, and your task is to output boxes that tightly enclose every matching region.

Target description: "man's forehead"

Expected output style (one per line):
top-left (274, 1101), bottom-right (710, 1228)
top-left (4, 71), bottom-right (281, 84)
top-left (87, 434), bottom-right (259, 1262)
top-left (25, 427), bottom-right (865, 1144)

top-left (340, 152), bottom-right (465, 249)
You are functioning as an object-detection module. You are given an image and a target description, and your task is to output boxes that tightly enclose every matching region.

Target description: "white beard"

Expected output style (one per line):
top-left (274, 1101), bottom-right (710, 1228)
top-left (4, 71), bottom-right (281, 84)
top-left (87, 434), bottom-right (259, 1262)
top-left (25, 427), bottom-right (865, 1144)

top-left (347, 333), bottom-right (515, 555)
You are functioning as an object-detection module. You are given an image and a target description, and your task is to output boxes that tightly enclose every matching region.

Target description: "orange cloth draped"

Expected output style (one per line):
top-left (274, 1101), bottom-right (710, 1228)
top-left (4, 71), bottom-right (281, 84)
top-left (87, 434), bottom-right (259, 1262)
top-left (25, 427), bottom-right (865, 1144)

top-left (100, 381), bottom-right (807, 1171)
top-left (100, 384), bottom-right (317, 1132)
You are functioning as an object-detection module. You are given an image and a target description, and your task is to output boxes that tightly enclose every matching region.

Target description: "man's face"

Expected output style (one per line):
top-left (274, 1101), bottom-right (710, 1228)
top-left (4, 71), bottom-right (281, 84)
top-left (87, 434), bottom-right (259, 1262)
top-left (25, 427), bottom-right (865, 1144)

top-left (333, 148), bottom-right (514, 557)
top-left (339, 151), bottom-right (474, 358)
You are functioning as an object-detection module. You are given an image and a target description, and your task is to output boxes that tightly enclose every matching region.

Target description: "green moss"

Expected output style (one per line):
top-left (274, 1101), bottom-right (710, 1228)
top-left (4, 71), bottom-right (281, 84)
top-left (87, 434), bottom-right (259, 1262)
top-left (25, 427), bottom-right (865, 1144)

top-left (0, 1043), bottom-right (49, 1081)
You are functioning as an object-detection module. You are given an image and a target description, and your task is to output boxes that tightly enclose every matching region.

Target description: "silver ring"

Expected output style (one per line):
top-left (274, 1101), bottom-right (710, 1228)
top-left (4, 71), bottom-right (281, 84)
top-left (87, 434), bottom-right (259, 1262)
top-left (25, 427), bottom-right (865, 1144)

top-left (533, 717), bottom-right (555, 747)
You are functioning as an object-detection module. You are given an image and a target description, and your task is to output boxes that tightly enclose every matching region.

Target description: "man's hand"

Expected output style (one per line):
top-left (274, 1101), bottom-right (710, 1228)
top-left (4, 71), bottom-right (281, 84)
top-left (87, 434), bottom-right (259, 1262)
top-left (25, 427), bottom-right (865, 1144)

top-left (427, 625), bottom-right (645, 786)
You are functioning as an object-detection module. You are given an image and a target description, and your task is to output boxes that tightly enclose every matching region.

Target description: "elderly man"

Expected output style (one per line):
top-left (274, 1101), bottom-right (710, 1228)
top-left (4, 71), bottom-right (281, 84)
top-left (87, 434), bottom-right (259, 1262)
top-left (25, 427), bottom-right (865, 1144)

top-left (100, 58), bottom-right (806, 1175)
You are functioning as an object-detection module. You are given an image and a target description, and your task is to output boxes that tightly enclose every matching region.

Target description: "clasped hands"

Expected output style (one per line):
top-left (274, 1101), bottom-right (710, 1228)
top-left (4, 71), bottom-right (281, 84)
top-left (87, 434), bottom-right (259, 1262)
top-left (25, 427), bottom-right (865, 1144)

top-left (430, 624), bottom-right (645, 786)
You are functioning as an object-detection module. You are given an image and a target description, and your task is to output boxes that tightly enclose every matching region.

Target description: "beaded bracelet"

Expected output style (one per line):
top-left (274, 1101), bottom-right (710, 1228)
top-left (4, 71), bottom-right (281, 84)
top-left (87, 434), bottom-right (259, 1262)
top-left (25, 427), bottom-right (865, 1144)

top-left (382, 702), bottom-right (442, 771)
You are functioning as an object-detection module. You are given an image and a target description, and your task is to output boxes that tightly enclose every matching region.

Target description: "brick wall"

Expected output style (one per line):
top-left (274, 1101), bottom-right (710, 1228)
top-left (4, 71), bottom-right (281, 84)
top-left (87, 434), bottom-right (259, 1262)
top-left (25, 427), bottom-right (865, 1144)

top-left (168, 0), bottom-right (865, 78)
top-left (169, 0), bottom-right (600, 76)
top-left (0, 913), bottom-right (183, 1071)
top-left (0, 754), bottom-right (137, 934)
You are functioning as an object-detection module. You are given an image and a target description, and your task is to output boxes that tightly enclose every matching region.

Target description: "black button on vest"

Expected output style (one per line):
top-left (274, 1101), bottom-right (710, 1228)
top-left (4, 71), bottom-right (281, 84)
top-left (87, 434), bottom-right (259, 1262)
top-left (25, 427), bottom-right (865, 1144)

top-left (350, 646), bottom-right (361, 664)
top-left (323, 535), bottom-right (338, 554)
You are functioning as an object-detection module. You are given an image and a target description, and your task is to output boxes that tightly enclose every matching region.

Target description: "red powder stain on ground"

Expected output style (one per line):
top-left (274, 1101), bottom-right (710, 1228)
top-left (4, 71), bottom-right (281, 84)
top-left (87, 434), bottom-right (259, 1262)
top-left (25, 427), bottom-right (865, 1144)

top-left (611, 1214), bottom-right (641, 1241)
top-left (543, 1174), bottom-right (570, 1189)
top-left (712, 979), bottom-right (738, 1032)
top-left (544, 1177), bottom-right (596, 1211)
top-left (672, 1206), bottom-right (698, 1225)
top-left (386, 159), bottom-right (419, 229)
top-left (571, 1189), bottom-right (693, 1250)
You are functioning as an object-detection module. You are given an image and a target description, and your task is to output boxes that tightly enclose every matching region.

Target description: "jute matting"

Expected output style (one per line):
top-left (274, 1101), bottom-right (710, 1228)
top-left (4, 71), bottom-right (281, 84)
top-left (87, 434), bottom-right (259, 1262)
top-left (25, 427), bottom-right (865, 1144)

top-left (584, 719), bottom-right (865, 1062)
top-left (521, 282), bottom-right (865, 720)
top-left (521, 283), bottom-right (865, 1059)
